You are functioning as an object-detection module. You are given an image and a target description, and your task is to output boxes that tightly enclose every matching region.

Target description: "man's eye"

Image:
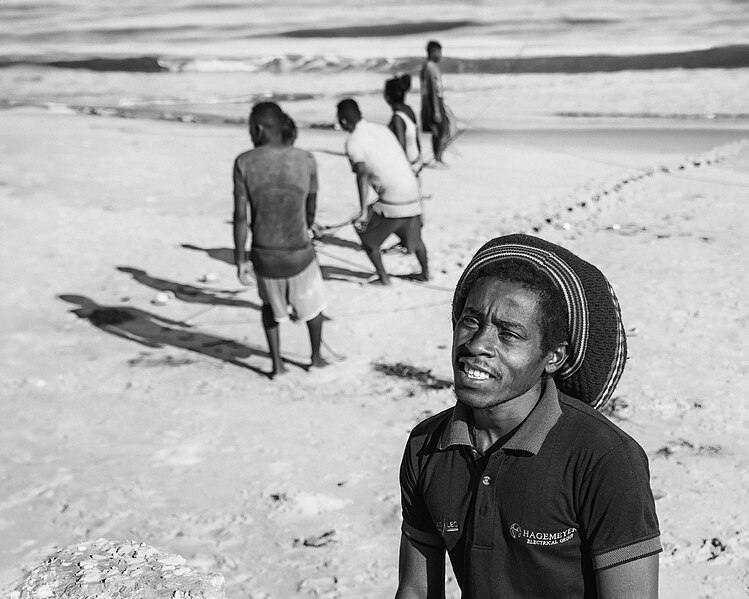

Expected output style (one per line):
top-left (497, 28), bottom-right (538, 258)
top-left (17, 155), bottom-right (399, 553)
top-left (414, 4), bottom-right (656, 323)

top-left (499, 330), bottom-right (518, 340)
top-left (461, 316), bottom-right (479, 327)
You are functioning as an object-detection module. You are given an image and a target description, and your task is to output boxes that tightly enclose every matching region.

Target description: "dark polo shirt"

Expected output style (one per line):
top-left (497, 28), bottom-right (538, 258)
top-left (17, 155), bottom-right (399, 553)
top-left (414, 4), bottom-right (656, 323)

top-left (400, 379), bottom-right (661, 599)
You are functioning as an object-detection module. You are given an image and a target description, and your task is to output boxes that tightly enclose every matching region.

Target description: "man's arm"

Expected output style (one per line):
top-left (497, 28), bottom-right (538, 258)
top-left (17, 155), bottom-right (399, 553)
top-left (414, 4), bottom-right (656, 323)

top-left (306, 154), bottom-right (319, 229)
top-left (391, 115), bottom-right (407, 152)
top-left (394, 534), bottom-right (445, 599)
top-left (352, 162), bottom-right (370, 225)
top-left (305, 192), bottom-right (317, 229)
top-left (428, 65), bottom-right (443, 123)
top-left (596, 553), bottom-right (659, 599)
top-left (232, 159), bottom-right (252, 284)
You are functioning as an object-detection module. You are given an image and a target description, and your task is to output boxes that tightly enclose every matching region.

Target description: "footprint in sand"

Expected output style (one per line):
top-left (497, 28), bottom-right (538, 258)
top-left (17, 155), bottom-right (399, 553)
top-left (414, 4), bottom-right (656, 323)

top-left (151, 434), bottom-right (205, 467)
top-left (293, 492), bottom-right (351, 516)
top-left (269, 491), bottom-right (351, 516)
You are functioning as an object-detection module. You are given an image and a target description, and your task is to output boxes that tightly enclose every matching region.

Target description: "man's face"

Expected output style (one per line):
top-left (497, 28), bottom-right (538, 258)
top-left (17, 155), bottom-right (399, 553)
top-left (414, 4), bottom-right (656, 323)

top-left (430, 47), bottom-right (442, 62)
top-left (337, 112), bottom-right (352, 132)
top-left (452, 277), bottom-right (558, 410)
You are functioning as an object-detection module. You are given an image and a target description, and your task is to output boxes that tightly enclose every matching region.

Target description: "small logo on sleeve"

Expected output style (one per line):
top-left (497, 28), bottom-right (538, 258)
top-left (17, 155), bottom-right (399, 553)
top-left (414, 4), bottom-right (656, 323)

top-left (509, 523), bottom-right (576, 546)
top-left (436, 519), bottom-right (460, 534)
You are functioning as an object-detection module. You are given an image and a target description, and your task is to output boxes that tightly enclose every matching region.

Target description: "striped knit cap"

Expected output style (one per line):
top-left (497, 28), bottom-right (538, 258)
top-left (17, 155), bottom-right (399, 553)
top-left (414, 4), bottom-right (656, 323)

top-left (452, 234), bottom-right (627, 409)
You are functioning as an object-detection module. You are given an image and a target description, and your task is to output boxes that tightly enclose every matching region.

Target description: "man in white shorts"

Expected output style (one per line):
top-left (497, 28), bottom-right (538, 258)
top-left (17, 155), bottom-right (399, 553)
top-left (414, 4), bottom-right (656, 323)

top-left (233, 102), bottom-right (328, 376)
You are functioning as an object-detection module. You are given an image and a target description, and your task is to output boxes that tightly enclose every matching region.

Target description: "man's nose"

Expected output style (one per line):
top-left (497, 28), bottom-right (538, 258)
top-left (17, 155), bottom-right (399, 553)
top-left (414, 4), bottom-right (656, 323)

top-left (464, 324), bottom-right (496, 356)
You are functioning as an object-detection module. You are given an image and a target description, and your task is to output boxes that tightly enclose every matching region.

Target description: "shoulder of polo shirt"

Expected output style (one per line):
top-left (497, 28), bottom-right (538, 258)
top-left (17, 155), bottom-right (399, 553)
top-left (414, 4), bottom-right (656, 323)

top-left (407, 407), bottom-right (454, 451)
top-left (558, 392), bottom-right (645, 452)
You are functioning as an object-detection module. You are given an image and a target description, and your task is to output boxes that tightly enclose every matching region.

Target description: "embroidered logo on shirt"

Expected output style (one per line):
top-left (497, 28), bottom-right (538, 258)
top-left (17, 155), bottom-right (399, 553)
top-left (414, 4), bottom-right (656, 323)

top-left (509, 523), bottom-right (576, 546)
top-left (436, 520), bottom-right (460, 534)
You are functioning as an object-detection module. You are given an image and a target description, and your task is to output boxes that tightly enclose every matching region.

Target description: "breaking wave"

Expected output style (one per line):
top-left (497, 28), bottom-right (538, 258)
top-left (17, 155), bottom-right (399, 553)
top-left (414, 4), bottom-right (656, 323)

top-left (1, 44), bottom-right (748, 74)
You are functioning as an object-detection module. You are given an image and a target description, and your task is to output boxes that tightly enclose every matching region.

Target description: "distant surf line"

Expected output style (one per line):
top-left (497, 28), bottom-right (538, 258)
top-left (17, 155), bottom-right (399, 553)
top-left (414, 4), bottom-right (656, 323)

top-left (1, 44), bottom-right (748, 74)
top-left (3, 101), bottom-right (748, 130)
top-left (277, 19), bottom-right (476, 38)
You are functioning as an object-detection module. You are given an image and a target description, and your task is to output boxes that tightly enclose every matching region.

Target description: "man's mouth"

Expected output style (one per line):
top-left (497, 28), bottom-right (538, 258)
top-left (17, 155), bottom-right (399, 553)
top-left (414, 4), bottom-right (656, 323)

top-left (458, 361), bottom-right (495, 381)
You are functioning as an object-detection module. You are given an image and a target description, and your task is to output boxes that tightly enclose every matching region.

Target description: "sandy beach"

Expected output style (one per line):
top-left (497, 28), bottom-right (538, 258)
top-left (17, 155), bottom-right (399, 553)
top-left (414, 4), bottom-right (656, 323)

top-left (1, 105), bottom-right (748, 598)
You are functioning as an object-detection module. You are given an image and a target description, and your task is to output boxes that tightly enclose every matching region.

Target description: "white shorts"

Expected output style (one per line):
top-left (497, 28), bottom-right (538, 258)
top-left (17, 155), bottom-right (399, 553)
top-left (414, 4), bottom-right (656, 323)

top-left (256, 259), bottom-right (326, 323)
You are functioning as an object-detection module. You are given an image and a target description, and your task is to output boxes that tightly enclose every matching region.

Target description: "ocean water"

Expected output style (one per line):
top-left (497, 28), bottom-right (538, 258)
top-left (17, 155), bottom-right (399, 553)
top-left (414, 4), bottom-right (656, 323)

top-left (1, 0), bottom-right (748, 127)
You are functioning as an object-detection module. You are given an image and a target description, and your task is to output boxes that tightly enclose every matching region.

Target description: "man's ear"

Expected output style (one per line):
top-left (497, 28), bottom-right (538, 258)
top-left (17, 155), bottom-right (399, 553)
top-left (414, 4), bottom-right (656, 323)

top-left (544, 341), bottom-right (568, 376)
top-left (250, 122), bottom-right (265, 144)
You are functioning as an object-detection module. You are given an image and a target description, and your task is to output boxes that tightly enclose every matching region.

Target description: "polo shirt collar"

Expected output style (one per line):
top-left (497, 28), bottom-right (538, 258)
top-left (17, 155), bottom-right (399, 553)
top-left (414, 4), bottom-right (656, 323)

top-left (438, 379), bottom-right (562, 455)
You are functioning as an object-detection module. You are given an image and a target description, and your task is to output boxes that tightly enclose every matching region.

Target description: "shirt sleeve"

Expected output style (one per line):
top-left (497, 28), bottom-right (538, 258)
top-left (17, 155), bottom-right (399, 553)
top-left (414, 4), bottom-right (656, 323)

top-left (400, 438), bottom-right (444, 548)
top-left (345, 135), bottom-right (366, 171)
top-left (578, 439), bottom-right (662, 570)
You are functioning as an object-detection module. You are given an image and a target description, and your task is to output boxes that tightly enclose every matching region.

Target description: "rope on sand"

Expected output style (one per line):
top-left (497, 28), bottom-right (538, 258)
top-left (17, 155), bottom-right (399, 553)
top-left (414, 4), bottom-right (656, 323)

top-left (181, 304), bottom-right (218, 324)
top-left (322, 338), bottom-right (346, 361)
top-left (315, 246), bottom-right (376, 274)
top-left (316, 212), bottom-right (359, 232)
top-left (314, 246), bottom-right (454, 292)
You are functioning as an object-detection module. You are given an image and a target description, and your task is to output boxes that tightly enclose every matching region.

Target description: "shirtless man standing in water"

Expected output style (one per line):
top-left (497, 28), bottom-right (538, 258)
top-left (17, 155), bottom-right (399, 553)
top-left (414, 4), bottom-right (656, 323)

top-left (420, 40), bottom-right (449, 165)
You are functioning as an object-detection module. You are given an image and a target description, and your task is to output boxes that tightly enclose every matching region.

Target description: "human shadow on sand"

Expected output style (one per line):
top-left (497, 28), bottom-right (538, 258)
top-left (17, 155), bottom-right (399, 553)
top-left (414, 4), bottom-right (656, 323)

top-left (181, 244), bottom-right (235, 266)
top-left (320, 264), bottom-right (373, 282)
top-left (117, 266), bottom-right (261, 310)
top-left (180, 243), bottom-right (373, 283)
top-left (58, 295), bottom-right (306, 377)
top-left (314, 232), bottom-right (362, 251)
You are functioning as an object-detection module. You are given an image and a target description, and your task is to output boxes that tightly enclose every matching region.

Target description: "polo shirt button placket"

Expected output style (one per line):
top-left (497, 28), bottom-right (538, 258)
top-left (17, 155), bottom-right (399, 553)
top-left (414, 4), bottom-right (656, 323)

top-left (479, 475), bottom-right (491, 516)
top-left (471, 461), bottom-right (497, 593)
top-left (473, 467), bottom-right (496, 548)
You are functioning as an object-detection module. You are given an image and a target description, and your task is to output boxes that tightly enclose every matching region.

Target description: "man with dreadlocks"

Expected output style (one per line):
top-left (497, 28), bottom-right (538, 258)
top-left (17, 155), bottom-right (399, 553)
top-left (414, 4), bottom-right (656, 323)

top-left (395, 234), bottom-right (660, 599)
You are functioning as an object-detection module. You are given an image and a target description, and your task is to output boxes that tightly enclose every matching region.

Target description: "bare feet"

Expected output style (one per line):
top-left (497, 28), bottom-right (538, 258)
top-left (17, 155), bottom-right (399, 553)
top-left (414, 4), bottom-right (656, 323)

top-left (270, 363), bottom-right (289, 378)
top-left (368, 276), bottom-right (391, 286)
top-left (410, 271), bottom-right (430, 282)
top-left (310, 355), bottom-right (331, 369)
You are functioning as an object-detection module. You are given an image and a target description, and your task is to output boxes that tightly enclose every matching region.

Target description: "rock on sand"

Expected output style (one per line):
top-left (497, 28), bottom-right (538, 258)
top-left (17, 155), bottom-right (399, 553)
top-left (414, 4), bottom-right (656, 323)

top-left (8, 538), bottom-right (225, 599)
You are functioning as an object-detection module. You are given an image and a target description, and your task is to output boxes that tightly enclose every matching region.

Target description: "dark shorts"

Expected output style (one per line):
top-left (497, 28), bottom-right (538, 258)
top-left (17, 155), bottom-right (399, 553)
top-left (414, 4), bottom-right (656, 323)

top-left (421, 103), bottom-right (450, 138)
top-left (358, 212), bottom-right (423, 253)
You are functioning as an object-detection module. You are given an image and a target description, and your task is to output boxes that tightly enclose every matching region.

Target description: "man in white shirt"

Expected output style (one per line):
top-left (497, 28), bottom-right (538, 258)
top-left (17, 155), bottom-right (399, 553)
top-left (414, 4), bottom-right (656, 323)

top-left (337, 98), bottom-right (429, 285)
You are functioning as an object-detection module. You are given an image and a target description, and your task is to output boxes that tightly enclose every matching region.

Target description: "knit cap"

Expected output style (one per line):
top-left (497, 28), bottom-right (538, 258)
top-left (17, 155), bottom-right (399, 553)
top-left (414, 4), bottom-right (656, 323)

top-left (452, 234), bottom-right (627, 409)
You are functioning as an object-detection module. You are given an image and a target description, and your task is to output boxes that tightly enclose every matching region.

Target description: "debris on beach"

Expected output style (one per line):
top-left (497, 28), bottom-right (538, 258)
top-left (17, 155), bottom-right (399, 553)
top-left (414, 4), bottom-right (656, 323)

top-left (599, 395), bottom-right (630, 420)
top-left (372, 362), bottom-right (452, 390)
top-left (8, 538), bottom-right (225, 599)
top-left (654, 438), bottom-right (722, 459)
top-left (295, 530), bottom-right (337, 548)
top-left (152, 291), bottom-right (176, 306)
top-left (695, 537), bottom-right (727, 562)
top-left (127, 353), bottom-right (196, 368)
top-left (297, 575), bottom-right (338, 597)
